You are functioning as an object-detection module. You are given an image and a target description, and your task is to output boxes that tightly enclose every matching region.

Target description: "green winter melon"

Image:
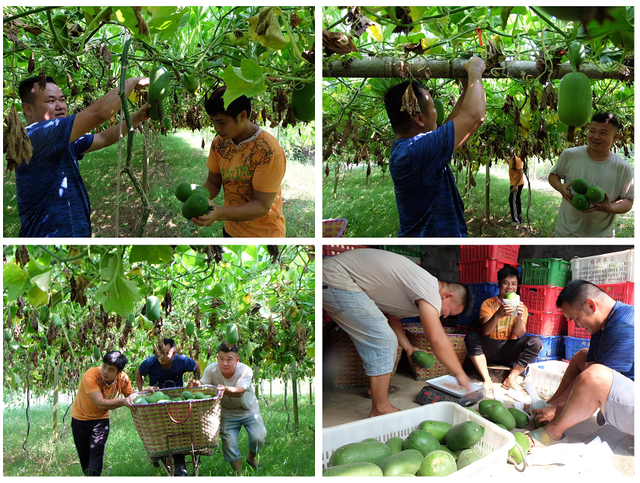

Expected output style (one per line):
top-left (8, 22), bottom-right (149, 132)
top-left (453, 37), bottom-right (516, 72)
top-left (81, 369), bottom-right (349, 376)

top-left (182, 193), bottom-right (210, 220)
top-left (572, 193), bottom-right (590, 211)
top-left (571, 178), bottom-right (589, 194)
top-left (586, 185), bottom-right (605, 203)
top-left (558, 72), bottom-right (592, 127)
top-left (225, 323), bottom-right (239, 345)
top-left (148, 65), bottom-right (169, 100)
top-left (186, 321), bottom-right (195, 336)
top-left (183, 70), bottom-right (199, 94)
top-left (291, 82), bottom-right (315, 122)
top-left (149, 98), bottom-right (164, 121)
top-left (417, 450), bottom-right (457, 476)
top-left (411, 350), bottom-right (435, 369)
top-left (146, 295), bottom-right (161, 321)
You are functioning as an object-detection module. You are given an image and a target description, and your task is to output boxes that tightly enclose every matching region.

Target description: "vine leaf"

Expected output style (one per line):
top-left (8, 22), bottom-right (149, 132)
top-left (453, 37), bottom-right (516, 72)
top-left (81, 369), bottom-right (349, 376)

top-left (222, 59), bottom-right (266, 109)
top-left (3, 262), bottom-right (29, 301)
top-left (129, 245), bottom-right (175, 264)
top-left (95, 252), bottom-right (141, 316)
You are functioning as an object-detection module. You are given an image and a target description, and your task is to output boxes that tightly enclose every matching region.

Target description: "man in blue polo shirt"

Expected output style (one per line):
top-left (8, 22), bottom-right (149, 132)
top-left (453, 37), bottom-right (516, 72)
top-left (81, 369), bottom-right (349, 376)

top-left (135, 338), bottom-right (200, 391)
top-left (383, 57), bottom-right (486, 237)
top-left (14, 74), bottom-right (150, 237)
top-left (529, 280), bottom-right (634, 445)
top-left (136, 338), bottom-right (201, 476)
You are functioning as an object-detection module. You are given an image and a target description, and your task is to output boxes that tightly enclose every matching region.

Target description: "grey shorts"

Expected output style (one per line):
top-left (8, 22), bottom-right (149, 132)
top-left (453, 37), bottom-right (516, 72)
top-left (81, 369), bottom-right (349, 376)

top-left (323, 285), bottom-right (398, 377)
top-left (597, 369), bottom-right (634, 435)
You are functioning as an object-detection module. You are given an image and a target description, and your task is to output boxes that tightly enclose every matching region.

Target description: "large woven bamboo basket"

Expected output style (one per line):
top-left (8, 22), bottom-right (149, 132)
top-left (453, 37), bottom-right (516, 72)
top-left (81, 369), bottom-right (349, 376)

top-left (129, 385), bottom-right (222, 459)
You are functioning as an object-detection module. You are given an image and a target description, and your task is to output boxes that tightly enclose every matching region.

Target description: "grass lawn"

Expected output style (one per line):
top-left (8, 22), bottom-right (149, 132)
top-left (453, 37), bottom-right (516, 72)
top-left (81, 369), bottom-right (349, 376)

top-left (3, 394), bottom-right (315, 476)
top-left (3, 129), bottom-right (314, 238)
top-left (323, 163), bottom-right (634, 238)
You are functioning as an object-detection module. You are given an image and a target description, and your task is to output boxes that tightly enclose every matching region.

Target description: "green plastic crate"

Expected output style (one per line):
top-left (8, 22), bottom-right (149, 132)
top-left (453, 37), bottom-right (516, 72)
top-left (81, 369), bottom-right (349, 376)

top-left (521, 258), bottom-right (571, 287)
top-left (382, 246), bottom-right (423, 258)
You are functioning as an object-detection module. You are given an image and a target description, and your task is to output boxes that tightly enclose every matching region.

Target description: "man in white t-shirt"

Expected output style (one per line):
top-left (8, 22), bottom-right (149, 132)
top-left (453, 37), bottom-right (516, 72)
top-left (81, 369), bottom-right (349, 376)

top-left (323, 248), bottom-right (474, 418)
top-left (548, 112), bottom-right (634, 237)
top-left (195, 343), bottom-right (266, 474)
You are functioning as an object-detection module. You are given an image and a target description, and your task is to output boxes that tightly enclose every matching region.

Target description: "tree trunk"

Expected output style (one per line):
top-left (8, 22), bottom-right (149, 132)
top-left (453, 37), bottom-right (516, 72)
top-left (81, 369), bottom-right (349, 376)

top-left (269, 380), bottom-right (272, 399)
top-left (52, 363), bottom-right (59, 439)
top-left (324, 57), bottom-right (633, 81)
top-left (291, 362), bottom-right (299, 432)
top-left (332, 162), bottom-right (341, 197)
top-left (309, 380), bottom-right (313, 405)
top-left (485, 161), bottom-right (490, 223)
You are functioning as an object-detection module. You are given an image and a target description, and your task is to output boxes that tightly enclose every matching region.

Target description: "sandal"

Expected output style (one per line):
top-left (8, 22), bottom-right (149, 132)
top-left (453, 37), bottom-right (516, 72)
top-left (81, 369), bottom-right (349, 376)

top-left (363, 385), bottom-right (398, 399)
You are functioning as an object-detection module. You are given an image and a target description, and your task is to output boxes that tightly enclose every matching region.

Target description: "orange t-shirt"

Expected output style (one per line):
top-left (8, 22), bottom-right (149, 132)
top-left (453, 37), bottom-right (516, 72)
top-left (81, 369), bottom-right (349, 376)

top-left (71, 367), bottom-right (134, 421)
top-left (479, 296), bottom-right (529, 340)
top-left (509, 156), bottom-right (524, 186)
top-left (206, 128), bottom-right (286, 237)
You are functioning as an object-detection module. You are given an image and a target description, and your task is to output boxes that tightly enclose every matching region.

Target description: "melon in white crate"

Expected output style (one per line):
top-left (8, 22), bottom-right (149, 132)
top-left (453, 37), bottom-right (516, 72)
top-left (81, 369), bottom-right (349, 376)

top-left (322, 402), bottom-right (514, 476)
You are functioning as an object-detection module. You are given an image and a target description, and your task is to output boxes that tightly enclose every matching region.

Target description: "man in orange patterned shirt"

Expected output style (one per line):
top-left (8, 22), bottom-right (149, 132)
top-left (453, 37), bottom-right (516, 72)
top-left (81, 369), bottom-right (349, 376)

top-left (70, 351), bottom-right (135, 476)
top-left (190, 87), bottom-right (286, 237)
top-left (464, 266), bottom-right (542, 392)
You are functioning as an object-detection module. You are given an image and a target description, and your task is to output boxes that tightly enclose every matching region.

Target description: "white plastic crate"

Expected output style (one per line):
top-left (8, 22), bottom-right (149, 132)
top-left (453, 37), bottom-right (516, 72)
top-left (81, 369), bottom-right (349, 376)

top-left (529, 360), bottom-right (569, 399)
top-left (571, 249), bottom-right (634, 284)
top-left (322, 402), bottom-right (514, 476)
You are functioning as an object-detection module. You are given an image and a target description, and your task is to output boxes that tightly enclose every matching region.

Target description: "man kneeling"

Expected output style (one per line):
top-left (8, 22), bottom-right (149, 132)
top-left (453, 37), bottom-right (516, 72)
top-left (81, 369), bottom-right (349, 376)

top-left (530, 280), bottom-right (634, 445)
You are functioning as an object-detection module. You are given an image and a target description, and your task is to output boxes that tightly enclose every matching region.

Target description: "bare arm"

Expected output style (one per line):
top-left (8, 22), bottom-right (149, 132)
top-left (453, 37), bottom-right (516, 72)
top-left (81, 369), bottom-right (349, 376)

top-left (452, 57), bottom-right (486, 151)
top-left (70, 76), bottom-right (148, 144)
top-left (584, 194), bottom-right (633, 214)
top-left (417, 299), bottom-right (471, 390)
top-left (387, 315), bottom-right (413, 353)
top-left (135, 369), bottom-right (144, 393)
top-left (204, 169), bottom-right (223, 200)
top-left (82, 104), bottom-right (151, 154)
top-left (191, 188), bottom-right (276, 226)
top-left (548, 172), bottom-right (574, 203)
top-left (194, 363), bottom-right (201, 381)
top-left (443, 78), bottom-right (468, 124)
top-left (88, 390), bottom-right (133, 410)
top-left (217, 384), bottom-right (245, 398)
top-left (511, 304), bottom-right (526, 339)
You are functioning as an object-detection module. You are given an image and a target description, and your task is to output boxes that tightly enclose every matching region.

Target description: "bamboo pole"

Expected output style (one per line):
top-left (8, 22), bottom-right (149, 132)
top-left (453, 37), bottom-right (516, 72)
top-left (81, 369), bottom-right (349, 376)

top-left (323, 57), bottom-right (633, 81)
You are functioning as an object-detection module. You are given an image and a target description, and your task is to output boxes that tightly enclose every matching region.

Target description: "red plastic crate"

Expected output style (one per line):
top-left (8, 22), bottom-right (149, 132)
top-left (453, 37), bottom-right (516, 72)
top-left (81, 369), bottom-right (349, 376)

top-left (526, 310), bottom-right (567, 336)
top-left (322, 245), bottom-right (369, 257)
top-left (567, 320), bottom-right (591, 339)
top-left (520, 285), bottom-right (564, 312)
top-left (460, 245), bottom-right (520, 264)
top-left (598, 282), bottom-right (634, 305)
top-left (459, 258), bottom-right (520, 284)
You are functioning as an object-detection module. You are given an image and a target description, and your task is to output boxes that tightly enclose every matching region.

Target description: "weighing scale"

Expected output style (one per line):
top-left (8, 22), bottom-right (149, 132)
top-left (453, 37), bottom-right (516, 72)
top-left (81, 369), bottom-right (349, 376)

top-left (415, 375), bottom-right (485, 407)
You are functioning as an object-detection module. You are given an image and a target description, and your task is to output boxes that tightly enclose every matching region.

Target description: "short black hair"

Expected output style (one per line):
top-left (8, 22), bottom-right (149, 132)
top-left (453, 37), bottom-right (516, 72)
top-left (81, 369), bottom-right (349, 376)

top-left (497, 265), bottom-right (520, 284)
top-left (19, 76), bottom-right (57, 104)
top-left (204, 86), bottom-right (251, 121)
top-left (556, 280), bottom-right (607, 309)
top-left (163, 338), bottom-right (176, 348)
top-left (218, 341), bottom-right (239, 354)
top-left (384, 80), bottom-right (427, 134)
top-left (445, 282), bottom-right (474, 316)
top-left (591, 112), bottom-right (621, 131)
top-left (103, 351), bottom-right (128, 372)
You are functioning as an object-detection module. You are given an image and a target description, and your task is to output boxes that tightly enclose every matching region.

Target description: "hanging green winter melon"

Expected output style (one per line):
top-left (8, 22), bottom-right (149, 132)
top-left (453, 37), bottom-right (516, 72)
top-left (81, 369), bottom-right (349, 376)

top-left (557, 72), bottom-right (592, 128)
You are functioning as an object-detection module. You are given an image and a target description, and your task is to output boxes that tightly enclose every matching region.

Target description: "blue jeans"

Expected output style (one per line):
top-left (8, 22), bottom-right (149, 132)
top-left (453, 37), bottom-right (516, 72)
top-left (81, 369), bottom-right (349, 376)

top-left (323, 285), bottom-right (398, 376)
top-left (219, 412), bottom-right (267, 463)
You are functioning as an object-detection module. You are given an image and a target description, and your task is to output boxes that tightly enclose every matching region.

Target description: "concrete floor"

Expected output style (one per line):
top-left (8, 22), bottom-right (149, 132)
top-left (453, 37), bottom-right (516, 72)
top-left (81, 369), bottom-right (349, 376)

top-left (323, 366), bottom-right (634, 476)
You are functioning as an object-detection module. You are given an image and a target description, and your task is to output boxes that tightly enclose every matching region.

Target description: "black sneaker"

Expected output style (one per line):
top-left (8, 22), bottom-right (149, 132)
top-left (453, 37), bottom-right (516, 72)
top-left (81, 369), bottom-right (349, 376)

top-left (173, 454), bottom-right (188, 477)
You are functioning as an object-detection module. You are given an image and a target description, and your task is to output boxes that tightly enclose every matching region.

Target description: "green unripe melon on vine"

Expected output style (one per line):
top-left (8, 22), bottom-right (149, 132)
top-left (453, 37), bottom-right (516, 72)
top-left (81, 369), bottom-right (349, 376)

top-left (225, 323), bottom-right (239, 345)
top-left (291, 82), bottom-right (315, 122)
top-left (149, 98), bottom-right (164, 121)
top-left (163, 116), bottom-right (172, 130)
top-left (146, 295), bottom-right (161, 321)
top-left (183, 71), bottom-right (199, 94)
top-left (586, 185), bottom-right (605, 203)
top-left (4, 329), bottom-right (12, 342)
top-left (505, 127), bottom-right (514, 143)
top-left (434, 98), bottom-right (445, 126)
top-left (93, 346), bottom-right (101, 360)
top-left (571, 178), bottom-right (589, 194)
top-left (572, 193), bottom-right (590, 211)
top-left (148, 65), bottom-right (170, 100)
top-left (128, 312), bottom-right (136, 325)
top-left (182, 193), bottom-right (210, 220)
top-left (186, 321), bottom-right (195, 336)
top-left (558, 72), bottom-right (592, 127)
